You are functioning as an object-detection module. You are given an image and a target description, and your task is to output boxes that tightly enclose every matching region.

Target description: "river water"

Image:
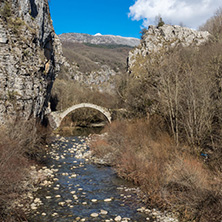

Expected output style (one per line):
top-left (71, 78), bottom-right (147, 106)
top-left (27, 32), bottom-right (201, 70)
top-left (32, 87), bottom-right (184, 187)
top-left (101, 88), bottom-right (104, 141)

top-left (28, 135), bottom-right (151, 222)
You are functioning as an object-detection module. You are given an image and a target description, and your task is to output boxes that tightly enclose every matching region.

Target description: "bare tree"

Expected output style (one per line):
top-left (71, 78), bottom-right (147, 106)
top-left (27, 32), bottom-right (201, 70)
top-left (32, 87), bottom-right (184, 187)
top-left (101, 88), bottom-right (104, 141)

top-left (199, 8), bottom-right (222, 42)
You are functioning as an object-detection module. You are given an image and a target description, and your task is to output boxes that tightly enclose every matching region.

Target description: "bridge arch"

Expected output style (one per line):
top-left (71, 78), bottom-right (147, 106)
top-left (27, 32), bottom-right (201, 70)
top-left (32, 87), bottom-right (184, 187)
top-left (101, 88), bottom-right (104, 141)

top-left (48, 103), bottom-right (112, 129)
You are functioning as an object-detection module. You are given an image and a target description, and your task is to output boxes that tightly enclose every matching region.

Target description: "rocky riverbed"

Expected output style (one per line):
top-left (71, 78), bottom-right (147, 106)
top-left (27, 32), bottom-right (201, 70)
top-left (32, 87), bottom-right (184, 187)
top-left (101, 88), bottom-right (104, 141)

top-left (24, 135), bottom-right (178, 222)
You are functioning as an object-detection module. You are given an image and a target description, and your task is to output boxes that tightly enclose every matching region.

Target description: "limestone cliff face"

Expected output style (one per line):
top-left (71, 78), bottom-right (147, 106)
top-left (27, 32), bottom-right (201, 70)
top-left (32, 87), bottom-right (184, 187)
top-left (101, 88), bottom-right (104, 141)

top-left (0, 0), bottom-right (62, 123)
top-left (128, 24), bottom-right (211, 71)
top-left (60, 59), bottom-right (120, 94)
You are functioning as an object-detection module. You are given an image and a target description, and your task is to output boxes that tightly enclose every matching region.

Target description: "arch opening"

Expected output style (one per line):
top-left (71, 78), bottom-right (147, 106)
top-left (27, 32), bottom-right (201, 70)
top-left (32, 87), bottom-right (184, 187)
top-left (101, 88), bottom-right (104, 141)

top-left (48, 103), bottom-right (112, 129)
top-left (60, 107), bottom-right (109, 128)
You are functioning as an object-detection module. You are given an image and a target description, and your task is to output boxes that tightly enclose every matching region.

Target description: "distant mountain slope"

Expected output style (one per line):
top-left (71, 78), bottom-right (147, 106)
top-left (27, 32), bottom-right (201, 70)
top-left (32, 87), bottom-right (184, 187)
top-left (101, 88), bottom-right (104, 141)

top-left (57, 33), bottom-right (138, 93)
top-left (59, 33), bottom-right (140, 47)
top-left (60, 41), bottom-right (132, 73)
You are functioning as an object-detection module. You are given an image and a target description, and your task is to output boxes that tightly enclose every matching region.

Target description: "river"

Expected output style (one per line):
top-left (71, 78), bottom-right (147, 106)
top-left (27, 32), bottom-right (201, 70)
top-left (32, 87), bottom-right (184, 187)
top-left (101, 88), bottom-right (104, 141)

top-left (28, 135), bottom-right (152, 222)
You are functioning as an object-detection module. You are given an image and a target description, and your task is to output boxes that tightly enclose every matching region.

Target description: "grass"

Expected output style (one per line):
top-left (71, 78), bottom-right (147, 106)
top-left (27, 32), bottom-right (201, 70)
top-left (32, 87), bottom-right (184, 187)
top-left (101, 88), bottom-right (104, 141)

top-left (0, 118), bottom-right (51, 220)
top-left (90, 118), bottom-right (222, 221)
top-left (61, 41), bottom-right (131, 73)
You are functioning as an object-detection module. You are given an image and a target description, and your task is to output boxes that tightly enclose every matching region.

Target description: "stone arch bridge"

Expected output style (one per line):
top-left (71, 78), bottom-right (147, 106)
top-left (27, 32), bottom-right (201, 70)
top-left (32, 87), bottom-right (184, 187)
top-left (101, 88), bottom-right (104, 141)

top-left (48, 103), bottom-right (113, 129)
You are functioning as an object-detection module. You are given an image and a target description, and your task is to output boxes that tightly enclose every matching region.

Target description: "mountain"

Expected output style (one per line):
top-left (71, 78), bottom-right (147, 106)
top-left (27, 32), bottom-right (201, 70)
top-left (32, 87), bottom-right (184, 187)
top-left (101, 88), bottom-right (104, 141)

top-left (54, 33), bottom-right (138, 94)
top-left (60, 41), bottom-right (131, 74)
top-left (59, 33), bottom-right (140, 47)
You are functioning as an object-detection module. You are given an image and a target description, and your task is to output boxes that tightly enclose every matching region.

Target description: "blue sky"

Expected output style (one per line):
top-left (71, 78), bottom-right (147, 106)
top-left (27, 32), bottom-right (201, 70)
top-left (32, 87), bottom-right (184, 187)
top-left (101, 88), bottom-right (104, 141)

top-left (49, 0), bottom-right (143, 38)
top-left (49, 0), bottom-right (222, 39)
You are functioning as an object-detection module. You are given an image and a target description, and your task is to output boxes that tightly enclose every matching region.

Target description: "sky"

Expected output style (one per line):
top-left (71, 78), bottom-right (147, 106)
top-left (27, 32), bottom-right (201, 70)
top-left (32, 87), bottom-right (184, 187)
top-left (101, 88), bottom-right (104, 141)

top-left (49, 0), bottom-right (222, 39)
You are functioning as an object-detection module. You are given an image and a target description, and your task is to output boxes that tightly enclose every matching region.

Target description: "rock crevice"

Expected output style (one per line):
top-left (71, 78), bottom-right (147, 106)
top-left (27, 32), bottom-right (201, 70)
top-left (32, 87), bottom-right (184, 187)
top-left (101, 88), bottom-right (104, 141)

top-left (0, 0), bottom-right (63, 122)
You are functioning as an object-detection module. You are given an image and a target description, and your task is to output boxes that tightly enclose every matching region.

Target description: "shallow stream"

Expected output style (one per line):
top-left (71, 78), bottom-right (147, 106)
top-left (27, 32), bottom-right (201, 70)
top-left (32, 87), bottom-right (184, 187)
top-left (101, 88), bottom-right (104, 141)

top-left (28, 136), bottom-right (151, 222)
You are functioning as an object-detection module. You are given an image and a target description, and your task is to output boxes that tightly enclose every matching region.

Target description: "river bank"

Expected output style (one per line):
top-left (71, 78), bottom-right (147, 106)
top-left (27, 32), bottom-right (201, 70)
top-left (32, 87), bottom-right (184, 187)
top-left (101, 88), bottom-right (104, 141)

top-left (0, 119), bottom-right (52, 221)
top-left (89, 120), bottom-right (222, 222)
top-left (25, 135), bottom-right (178, 222)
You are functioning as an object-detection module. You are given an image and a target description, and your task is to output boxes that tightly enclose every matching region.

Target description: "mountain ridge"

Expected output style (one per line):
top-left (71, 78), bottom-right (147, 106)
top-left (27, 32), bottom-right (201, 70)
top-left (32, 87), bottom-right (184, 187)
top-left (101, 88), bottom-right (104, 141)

top-left (59, 33), bottom-right (140, 47)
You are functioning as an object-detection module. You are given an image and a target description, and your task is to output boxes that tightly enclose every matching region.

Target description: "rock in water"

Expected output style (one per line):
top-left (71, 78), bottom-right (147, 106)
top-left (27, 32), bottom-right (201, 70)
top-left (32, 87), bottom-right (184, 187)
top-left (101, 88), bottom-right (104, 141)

top-left (90, 213), bottom-right (99, 217)
top-left (114, 215), bottom-right (122, 221)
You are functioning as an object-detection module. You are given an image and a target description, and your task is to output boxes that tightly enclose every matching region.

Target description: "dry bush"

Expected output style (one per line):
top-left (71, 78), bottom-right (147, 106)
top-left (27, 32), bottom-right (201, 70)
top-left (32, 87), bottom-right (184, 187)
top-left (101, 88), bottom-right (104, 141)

top-left (51, 78), bottom-right (119, 127)
top-left (0, 118), bottom-right (50, 220)
top-left (90, 121), bottom-right (128, 161)
top-left (91, 118), bottom-right (222, 220)
top-left (164, 154), bottom-right (222, 221)
top-left (114, 119), bottom-right (174, 206)
top-left (125, 42), bottom-right (222, 151)
top-left (5, 118), bottom-right (50, 161)
top-left (51, 79), bottom-right (118, 111)
top-left (90, 138), bottom-right (116, 159)
top-left (199, 8), bottom-right (222, 42)
top-left (166, 156), bottom-right (209, 191)
top-left (91, 118), bottom-right (174, 205)
top-left (0, 137), bottom-right (28, 220)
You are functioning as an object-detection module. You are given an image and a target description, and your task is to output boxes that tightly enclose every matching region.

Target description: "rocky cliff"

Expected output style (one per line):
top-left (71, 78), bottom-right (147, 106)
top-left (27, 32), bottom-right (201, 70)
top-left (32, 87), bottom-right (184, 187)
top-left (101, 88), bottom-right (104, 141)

top-left (128, 24), bottom-right (211, 71)
top-left (0, 0), bottom-right (62, 123)
top-left (57, 39), bottom-right (133, 94)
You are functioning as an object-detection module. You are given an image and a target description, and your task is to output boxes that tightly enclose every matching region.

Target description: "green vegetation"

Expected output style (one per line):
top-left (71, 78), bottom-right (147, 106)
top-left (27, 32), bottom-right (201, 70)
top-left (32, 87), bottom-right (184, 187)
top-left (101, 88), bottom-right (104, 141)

top-left (157, 17), bottom-right (165, 27)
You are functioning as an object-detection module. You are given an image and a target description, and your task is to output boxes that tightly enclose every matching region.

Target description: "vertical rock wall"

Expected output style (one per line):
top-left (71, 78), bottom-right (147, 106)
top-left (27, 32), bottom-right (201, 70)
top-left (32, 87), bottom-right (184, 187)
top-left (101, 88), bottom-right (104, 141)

top-left (0, 0), bottom-right (62, 123)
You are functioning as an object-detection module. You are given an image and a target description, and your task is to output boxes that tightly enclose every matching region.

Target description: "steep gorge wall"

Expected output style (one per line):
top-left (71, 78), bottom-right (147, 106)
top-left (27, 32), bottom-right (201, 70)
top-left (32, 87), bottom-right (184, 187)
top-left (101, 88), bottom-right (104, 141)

top-left (128, 24), bottom-right (211, 72)
top-left (0, 0), bottom-right (62, 123)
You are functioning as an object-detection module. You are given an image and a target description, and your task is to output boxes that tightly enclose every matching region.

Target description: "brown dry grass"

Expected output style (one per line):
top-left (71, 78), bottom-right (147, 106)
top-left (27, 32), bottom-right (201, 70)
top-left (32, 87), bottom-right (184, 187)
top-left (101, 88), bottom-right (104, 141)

top-left (0, 118), bottom-right (50, 220)
top-left (61, 41), bottom-right (131, 73)
top-left (90, 118), bottom-right (222, 221)
top-left (164, 154), bottom-right (222, 221)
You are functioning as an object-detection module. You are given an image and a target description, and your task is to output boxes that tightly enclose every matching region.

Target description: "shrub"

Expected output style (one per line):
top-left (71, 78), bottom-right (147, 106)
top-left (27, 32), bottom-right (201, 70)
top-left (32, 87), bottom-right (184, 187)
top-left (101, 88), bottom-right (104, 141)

top-left (1, 1), bottom-right (11, 20)
top-left (199, 8), bottom-right (222, 42)
top-left (51, 78), bottom-right (120, 127)
top-left (125, 42), bottom-right (222, 150)
top-left (164, 154), bottom-right (222, 221)
top-left (91, 118), bottom-right (173, 203)
top-left (0, 118), bottom-right (50, 220)
top-left (5, 118), bottom-right (50, 161)
top-left (90, 118), bottom-right (222, 220)
top-left (8, 17), bottom-right (25, 34)
top-left (157, 17), bottom-right (165, 27)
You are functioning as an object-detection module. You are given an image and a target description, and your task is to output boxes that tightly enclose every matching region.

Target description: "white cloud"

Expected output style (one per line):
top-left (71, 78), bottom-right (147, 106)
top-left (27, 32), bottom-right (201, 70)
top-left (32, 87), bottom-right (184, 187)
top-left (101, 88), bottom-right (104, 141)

top-left (129, 0), bottom-right (222, 29)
